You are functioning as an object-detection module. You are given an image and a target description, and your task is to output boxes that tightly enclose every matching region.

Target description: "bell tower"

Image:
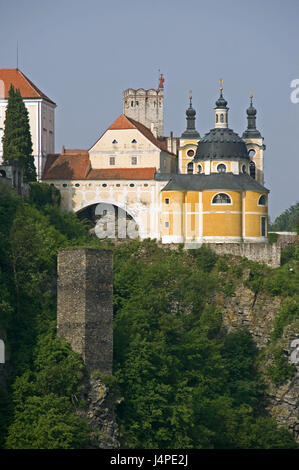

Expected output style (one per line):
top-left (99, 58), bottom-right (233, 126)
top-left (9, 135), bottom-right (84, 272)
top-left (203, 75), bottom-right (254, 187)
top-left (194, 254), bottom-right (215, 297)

top-left (123, 74), bottom-right (164, 137)
top-left (242, 91), bottom-right (265, 184)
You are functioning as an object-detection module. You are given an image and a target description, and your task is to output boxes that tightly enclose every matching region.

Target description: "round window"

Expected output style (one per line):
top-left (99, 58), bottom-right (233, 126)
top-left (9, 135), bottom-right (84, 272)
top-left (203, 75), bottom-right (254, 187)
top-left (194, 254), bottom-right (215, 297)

top-left (248, 149), bottom-right (256, 158)
top-left (130, 183), bottom-right (135, 187)
top-left (187, 149), bottom-right (195, 157)
top-left (102, 183), bottom-right (107, 187)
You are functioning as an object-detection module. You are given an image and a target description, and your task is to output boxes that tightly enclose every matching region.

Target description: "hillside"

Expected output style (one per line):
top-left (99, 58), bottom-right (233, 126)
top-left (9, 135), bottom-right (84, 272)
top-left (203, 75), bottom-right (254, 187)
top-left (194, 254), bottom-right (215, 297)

top-left (0, 183), bottom-right (298, 449)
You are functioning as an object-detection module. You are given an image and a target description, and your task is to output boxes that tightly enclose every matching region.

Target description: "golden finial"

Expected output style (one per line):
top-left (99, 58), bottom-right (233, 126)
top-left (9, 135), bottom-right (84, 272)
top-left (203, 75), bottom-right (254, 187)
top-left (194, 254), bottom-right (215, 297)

top-left (189, 90), bottom-right (192, 100)
top-left (219, 78), bottom-right (223, 91)
top-left (249, 89), bottom-right (253, 99)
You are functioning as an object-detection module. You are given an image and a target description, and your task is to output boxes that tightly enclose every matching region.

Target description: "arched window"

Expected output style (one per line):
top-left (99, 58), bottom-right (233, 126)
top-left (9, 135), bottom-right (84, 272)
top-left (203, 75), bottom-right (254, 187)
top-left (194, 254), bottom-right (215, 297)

top-left (249, 161), bottom-right (256, 179)
top-left (212, 193), bottom-right (232, 204)
top-left (216, 114), bottom-right (219, 123)
top-left (258, 194), bottom-right (267, 206)
top-left (242, 164), bottom-right (246, 174)
top-left (248, 149), bottom-right (256, 158)
top-left (220, 114), bottom-right (224, 123)
top-left (197, 164), bottom-right (202, 174)
top-left (187, 162), bottom-right (194, 174)
top-left (217, 163), bottom-right (226, 173)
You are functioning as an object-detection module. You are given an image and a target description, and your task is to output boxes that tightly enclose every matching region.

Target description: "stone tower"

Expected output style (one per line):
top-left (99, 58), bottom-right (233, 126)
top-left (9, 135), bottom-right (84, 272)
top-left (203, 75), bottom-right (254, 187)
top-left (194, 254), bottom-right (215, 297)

top-left (123, 74), bottom-right (164, 137)
top-left (57, 249), bottom-right (113, 374)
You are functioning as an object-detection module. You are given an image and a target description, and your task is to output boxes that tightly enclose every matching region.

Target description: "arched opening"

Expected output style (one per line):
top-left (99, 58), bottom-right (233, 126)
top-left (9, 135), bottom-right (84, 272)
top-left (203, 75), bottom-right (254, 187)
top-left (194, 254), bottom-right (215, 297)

top-left (212, 193), bottom-right (232, 204)
top-left (217, 163), bottom-right (226, 173)
top-left (249, 161), bottom-right (256, 179)
top-left (187, 162), bottom-right (194, 174)
top-left (197, 164), bottom-right (202, 174)
top-left (77, 202), bottom-right (139, 240)
top-left (258, 194), bottom-right (267, 206)
top-left (0, 170), bottom-right (6, 178)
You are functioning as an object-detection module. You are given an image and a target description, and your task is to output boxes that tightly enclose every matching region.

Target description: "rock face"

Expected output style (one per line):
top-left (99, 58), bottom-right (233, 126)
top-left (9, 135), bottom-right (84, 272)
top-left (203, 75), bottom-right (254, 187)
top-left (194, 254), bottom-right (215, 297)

top-left (78, 375), bottom-right (120, 449)
top-left (217, 274), bottom-right (299, 442)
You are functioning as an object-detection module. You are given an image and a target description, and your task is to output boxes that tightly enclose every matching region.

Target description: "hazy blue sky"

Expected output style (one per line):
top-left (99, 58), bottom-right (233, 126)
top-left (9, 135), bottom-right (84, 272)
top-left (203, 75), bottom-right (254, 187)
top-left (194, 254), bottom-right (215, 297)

top-left (1, 0), bottom-right (298, 220)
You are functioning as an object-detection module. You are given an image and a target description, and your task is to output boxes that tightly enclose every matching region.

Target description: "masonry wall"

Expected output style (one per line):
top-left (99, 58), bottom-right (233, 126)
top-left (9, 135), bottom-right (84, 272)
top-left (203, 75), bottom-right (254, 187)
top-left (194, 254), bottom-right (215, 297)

top-left (57, 249), bottom-right (113, 374)
top-left (207, 242), bottom-right (280, 267)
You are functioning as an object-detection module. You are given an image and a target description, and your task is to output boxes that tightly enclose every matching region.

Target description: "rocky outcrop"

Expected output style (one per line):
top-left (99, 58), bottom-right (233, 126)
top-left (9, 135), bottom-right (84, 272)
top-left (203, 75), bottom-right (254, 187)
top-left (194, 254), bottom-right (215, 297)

top-left (217, 273), bottom-right (299, 442)
top-left (78, 375), bottom-right (120, 449)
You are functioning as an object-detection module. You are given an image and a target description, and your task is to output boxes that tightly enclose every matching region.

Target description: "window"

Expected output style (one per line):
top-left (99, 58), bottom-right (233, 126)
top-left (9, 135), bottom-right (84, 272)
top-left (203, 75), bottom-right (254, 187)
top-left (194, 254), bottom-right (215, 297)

top-left (216, 114), bottom-right (218, 123)
top-left (212, 193), bottom-right (232, 204)
top-left (109, 156), bottom-right (115, 165)
top-left (62, 183), bottom-right (68, 187)
top-left (261, 216), bottom-right (266, 237)
top-left (248, 149), bottom-right (256, 158)
top-left (75, 183), bottom-right (80, 187)
top-left (187, 149), bottom-right (194, 157)
top-left (220, 114), bottom-right (224, 123)
top-left (242, 164), bottom-right (246, 173)
top-left (131, 101), bottom-right (134, 107)
top-left (187, 162), bottom-right (193, 174)
top-left (130, 183), bottom-right (135, 187)
top-left (116, 183), bottom-right (121, 187)
top-left (131, 139), bottom-right (137, 144)
top-left (131, 156), bottom-right (137, 165)
top-left (0, 170), bottom-right (6, 178)
top-left (249, 161), bottom-right (256, 179)
top-left (112, 139), bottom-right (118, 144)
top-left (165, 198), bottom-right (170, 205)
top-left (102, 183), bottom-right (107, 187)
top-left (165, 221), bottom-right (169, 228)
top-left (258, 194), bottom-right (267, 206)
top-left (197, 164), bottom-right (202, 174)
top-left (217, 163), bottom-right (226, 173)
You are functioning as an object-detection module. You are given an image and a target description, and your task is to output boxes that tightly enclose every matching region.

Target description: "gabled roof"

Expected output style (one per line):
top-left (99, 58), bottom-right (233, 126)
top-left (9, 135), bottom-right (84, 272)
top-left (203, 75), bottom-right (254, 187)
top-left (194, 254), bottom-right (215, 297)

top-left (42, 150), bottom-right (156, 181)
top-left (0, 69), bottom-right (56, 105)
top-left (90, 114), bottom-right (176, 157)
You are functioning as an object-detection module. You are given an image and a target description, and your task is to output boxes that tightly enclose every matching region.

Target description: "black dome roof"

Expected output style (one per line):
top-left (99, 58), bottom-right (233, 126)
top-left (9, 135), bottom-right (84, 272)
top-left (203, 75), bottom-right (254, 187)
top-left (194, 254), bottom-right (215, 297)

top-left (194, 128), bottom-right (249, 161)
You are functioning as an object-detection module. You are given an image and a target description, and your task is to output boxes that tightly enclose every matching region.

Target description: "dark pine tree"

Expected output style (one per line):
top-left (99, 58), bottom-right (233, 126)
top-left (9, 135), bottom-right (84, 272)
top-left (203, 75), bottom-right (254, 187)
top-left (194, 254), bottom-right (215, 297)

top-left (2, 85), bottom-right (37, 182)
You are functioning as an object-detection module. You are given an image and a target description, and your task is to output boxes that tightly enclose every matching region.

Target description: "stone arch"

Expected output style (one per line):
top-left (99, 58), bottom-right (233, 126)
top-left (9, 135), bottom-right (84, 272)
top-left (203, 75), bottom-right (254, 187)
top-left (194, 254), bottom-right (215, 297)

top-left (76, 201), bottom-right (141, 240)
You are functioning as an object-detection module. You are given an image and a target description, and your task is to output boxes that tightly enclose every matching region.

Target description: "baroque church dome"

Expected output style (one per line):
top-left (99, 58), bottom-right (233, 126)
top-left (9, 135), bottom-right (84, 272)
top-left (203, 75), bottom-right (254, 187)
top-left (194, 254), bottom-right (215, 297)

top-left (194, 127), bottom-right (249, 161)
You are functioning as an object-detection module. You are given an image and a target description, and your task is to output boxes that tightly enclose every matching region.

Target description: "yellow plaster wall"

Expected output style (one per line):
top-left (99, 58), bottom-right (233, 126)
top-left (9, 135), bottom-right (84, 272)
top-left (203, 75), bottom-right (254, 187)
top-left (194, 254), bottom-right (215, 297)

top-left (161, 191), bottom-right (184, 237)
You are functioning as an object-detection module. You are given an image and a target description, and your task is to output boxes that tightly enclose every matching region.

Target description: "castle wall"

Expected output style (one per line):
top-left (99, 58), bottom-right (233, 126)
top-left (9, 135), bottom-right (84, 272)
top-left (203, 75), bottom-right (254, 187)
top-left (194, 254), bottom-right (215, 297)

top-left (57, 249), bottom-right (113, 374)
top-left (206, 242), bottom-right (280, 267)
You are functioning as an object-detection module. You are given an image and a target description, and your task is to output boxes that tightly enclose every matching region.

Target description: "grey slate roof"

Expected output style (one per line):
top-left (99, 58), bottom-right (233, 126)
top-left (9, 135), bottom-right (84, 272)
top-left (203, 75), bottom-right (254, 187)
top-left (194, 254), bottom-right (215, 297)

top-left (194, 127), bottom-right (249, 161)
top-left (161, 172), bottom-right (269, 193)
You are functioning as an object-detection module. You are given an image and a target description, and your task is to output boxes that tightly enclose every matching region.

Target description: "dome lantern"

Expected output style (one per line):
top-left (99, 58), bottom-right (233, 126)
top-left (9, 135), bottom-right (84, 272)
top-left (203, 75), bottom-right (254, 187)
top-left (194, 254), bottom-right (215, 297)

top-left (181, 90), bottom-right (200, 139)
top-left (214, 79), bottom-right (229, 129)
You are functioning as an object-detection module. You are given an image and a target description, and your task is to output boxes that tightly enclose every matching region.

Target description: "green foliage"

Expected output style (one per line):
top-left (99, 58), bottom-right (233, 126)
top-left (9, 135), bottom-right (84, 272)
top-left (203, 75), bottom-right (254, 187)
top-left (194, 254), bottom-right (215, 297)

top-left (270, 202), bottom-right (299, 232)
top-left (29, 182), bottom-right (61, 209)
top-left (271, 298), bottom-right (299, 341)
top-left (113, 242), bottom-right (297, 449)
top-left (268, 232), bottom-right (278, 243)
top-left (2, 85), bottom-right (36, 182)
top-left (267, 347), bottom-right (296, 386)
top-left (0, 185), bottom-right (93, 448)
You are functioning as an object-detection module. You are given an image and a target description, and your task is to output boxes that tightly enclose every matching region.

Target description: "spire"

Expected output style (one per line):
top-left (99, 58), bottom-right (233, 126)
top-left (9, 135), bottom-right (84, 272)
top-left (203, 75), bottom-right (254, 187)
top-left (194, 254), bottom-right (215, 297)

top-left (214, 79), bottom-right (229, 128)
top-left (242, 90), bottom-right (262, 138)
top-left (181, 90), bottom-right (200, 139)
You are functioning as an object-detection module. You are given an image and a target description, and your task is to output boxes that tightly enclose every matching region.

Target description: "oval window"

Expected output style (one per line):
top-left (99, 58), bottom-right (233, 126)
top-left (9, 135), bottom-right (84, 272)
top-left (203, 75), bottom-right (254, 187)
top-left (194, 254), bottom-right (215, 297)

top-left (248, 149), bottom-right (256, 158)
top-left (187, 149), bottom-right (194, 157)
top-left (102, 183), bottom-right (107, 187)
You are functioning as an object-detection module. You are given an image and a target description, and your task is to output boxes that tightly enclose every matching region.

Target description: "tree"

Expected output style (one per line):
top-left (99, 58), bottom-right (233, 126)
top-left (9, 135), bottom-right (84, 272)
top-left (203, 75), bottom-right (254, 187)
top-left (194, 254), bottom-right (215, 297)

top-left (2, 85), bottom-right (36, 182)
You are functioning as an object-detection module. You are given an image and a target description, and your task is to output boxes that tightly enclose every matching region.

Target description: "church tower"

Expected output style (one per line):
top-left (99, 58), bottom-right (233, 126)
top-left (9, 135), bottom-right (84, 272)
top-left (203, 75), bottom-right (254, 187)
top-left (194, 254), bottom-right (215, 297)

top-left (178, 91), bottom-right (200, 174)
top-left (242, 91), bottom-right (265, 184)
top-left (123, 74), bottom-right (164, 137)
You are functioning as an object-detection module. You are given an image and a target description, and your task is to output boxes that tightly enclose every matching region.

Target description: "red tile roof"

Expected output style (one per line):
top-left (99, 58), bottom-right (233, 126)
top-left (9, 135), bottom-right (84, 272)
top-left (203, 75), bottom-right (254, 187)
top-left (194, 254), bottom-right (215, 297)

top-left (42, 151), bottom-right (156, 181)
top-left (0, 69), bottom-right (56, 105)
top-left (90, 114), bottom-right (176, 157)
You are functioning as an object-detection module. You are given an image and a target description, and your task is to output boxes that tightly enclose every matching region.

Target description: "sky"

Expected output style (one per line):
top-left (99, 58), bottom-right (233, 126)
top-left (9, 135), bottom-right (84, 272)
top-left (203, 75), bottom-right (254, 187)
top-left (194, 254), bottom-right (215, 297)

top-left (1, 0), bottom-right (298, 220)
